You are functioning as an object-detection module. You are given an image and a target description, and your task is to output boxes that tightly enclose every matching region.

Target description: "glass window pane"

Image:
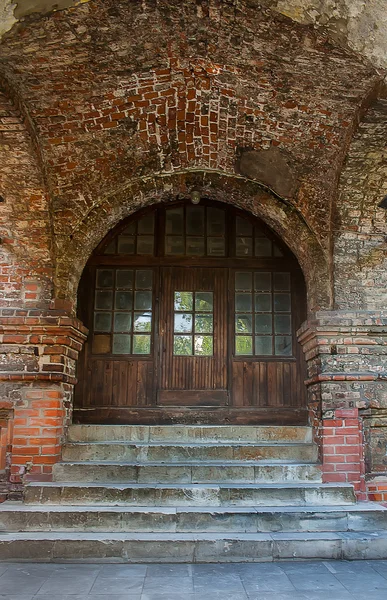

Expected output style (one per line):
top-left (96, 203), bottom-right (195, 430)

top-left (207, 207), bottom-right (225, 236)
top-left (235, 272), bottom-right (252, 291)
top-left (122, 222), bottom-right (136, 235)
top-left (235, 336), bottom-right (253, 356)
top-left (195, 314), bottom-right (213, 333)
top-left (103, 240), bottom-right (116, 255)
top-left (94, 312), bottom-right (112, 332)
top-left (174, 335), bottom-right (193, 355)
top-left (255, 336), bottom-right (273, 356)
top-left (274, 314), bottom-right (291, 334)
top-left (137, 236), bottom-right (154, 255)
top-left (274, 272), bottom-right (291, 291)
top-left (235, 293), bottom-right (252, 312)
top-left (255, 314), bottom-right (272, 334)
top-left (138, 213), bottom-right (154, 234)
top-left (207, 237), bottom-right (225, 256)
top-left (96, 269), bottom-right (114, 288)
top-left (254, 272), bottom-right (271, 291)
top-left (133, 312), bottom-right (152, 332)
top-left (195, 292), bottom-right (213, 312)
top-left (134, 291), bottom-right (152, 310)
top-left (195, 335), bottom-right (213, 355)
top-left (113, 334), bottom-right (131, 354)
top-left (166, 207), bottom-right (184, 235)
top-left (236, 237), bottom-right (253, 256)
top-left (273, 244), bottom-right (284, 257)
top-left (116, 270), bottom-right (133, 289)
top-left (92, 334), bottom-right (111, 354)
top-left (136, 270), bottom-right (153, 289)
top-left (165, 236), bottom-right (184, 255)
top-left (255, 237), bottom-right (272, 257)
top-left (117, 235), bottom-right (135, 254)
top-left (174, 291), bottom-right (193, 311)
top-left (115, 291), bottom-right (132, 310)
top-left (275, 335), bottom-right (292, 356)
top-left (174, 313), bottom-right (193, 333)
top-left (133, 334), bottom-right (151, 354)
top-left (274, 293), bottom-right (291, 312)
top-left (235, 314), bottom-right (253, 334)
top-left (186, 206), bottom-right (204, 235)
top-left (255, 293), bottom-right (272, 312)
top-left (236, 216), bottom-right (253, 236)
top-left (95, 290), bottom-right (113, 310)
top-left (114, 313), bottom-right (132, 333)
top-left (186, 236), bottom-right (205, 256)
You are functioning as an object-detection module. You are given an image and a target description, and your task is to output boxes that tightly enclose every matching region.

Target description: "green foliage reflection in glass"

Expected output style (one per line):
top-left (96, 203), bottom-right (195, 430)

top-left (173, 291), bottom-right (214, 356)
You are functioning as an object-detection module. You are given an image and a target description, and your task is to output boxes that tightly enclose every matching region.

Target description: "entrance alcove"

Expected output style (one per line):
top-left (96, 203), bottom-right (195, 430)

top-left (74, 199), bottom-right (308, 425)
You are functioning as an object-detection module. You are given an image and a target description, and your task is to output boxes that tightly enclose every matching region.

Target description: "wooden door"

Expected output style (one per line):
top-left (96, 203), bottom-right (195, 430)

top-left (158, 267), bottom-right (228, 406)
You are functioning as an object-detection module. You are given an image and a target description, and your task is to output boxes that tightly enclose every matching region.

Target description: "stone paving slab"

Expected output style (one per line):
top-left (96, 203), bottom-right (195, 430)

top-left (0, 560), bottom-right (386, 599)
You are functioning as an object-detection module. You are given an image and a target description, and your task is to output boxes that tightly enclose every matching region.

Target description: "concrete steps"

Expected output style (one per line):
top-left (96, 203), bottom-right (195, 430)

top-left (1, 424), bottom-right (387, 561)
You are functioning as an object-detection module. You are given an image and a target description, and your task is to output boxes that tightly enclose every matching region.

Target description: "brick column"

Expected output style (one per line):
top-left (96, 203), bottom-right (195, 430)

top-left (298, 311), bottom-right (387, 501)
top-left (0, 311), bottom-right (87, 494)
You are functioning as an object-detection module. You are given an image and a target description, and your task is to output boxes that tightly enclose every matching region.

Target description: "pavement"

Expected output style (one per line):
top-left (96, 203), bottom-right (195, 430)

top-left (1, 560), bottom-right (387, 599)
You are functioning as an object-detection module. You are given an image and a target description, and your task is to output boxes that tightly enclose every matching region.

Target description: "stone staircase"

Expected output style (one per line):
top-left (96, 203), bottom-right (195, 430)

top-left (1, 424), bottom-right (387, 562)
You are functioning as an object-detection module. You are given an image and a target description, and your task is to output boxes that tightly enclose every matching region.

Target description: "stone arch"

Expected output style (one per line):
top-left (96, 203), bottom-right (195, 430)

top-left (56, 170), bottom-right (331, 313)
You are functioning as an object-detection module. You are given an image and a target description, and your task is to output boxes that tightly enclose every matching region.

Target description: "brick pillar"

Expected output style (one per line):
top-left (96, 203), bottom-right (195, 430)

top-left (0, 310), bottom-right (87, 494)
top-left (298, 311), bottom-right (387, 501)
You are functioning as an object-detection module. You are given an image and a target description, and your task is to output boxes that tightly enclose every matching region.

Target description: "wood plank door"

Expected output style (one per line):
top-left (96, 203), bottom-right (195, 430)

top-left (158, 266), bottom-right (228, 406)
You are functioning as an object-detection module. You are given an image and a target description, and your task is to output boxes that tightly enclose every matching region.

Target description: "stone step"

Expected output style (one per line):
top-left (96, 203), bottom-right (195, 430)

top-left (1, 530), bottom-right (386, 561)
top-left (62, 441), bottom-right (318, 463)
top-left (24, 482), bottom-right (356, 506)
top-left (52, 461), bottom-right (322, 484)
top-left (1, 502), bottom-right (385, 533)
top-left (68, 424), bottom-right (312, 444)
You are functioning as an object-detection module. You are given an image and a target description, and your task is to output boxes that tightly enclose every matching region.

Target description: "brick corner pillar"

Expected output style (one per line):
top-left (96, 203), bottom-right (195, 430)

top-left (297, 311), bottom-right (387, 501)
top-left (0, 310), bottom-right (88, 493)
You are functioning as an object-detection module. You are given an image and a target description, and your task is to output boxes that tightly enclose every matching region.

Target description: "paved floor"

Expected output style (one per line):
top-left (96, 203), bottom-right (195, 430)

top-left (0, 560), bottom-right (387, 599)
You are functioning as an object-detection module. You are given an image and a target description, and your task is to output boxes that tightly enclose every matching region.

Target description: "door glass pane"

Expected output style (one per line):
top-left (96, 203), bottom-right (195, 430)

top-left (255, 237), bottom-right (272, 257)
top-left (235, 336), bottom-right (253, 356)
top-left (186, 206), bottom-right (204, 235)
top-left (235, 293), bottom-right (252, 312)
top-left (275, 335), bottom-right (292, 356)
top-left (113, 334), bottom-right (131, 354)
top-left (138, 213), bottom-right (154, 234)
top-left (254, 272), bottom-right (271, 291)
top-left (255, 293), bottom-right (271, 312)
top-left (235, 272), bottom-right (252, 291)
top-left (95, 290), bottom-right (113, 310)
top-left (114, 313), bottom-right (132, 333)
top-left (236, 237), bottom-right (253, 256)
top-left (255, 336), bottom-right (272, 355)
top-left (134, 291), bottom-right (152, 310)
top-left (116, 270), bottom-right (133, 289)
top-left (166, 236), bottom-right (184, 255)
top-left (96, 269), bottom-right (114, 288)
top-left (195, 314), bottom-right (213, 333)
top-left (235, 314), bottom-right (253, 333)
top-left (174, 313), bottom-right (193, 333)
top-left (133, 312), bottom-right (152, 332)
top-left (274, 314), bottom-right (291, 334)
top-left (207, 237), bottom-right (225, 256)
top-left (92, 334), bottom-right (111, 354)
top-left (174, 335), bottom-right (193, 355)
top-left (186, 237), bottom-right (205, 256)
top-left (137, 236), bottom-right (154, 255)
top-left (174, 292), bottom-right (193, 311)
top-left (195, 335), bottom-right (213, 355)
top-left (115, 291), bottom-right (132, 310)
top-left (236, 216), bottom-right (253, 236)
top-left (117, 236), bottom-right (135, 254)
top-left (195, 292), bottom-right (213, 311)
top-left (94, 312), bottom-right (112, 332)
top-left (136, 270), bottom-right (153, 289)
top-left (274, 293), bottom-right (291, 312)
top-left (133, 334), bottom-right (151, 354)
top-left (274, 272), bottom-right (291, 291)
top-left (166, 207), bottom-right (184, 234)
top-left (207, 207), bottom-right (225, 236)
top-left (255, 314), bottom-right (272, 334)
